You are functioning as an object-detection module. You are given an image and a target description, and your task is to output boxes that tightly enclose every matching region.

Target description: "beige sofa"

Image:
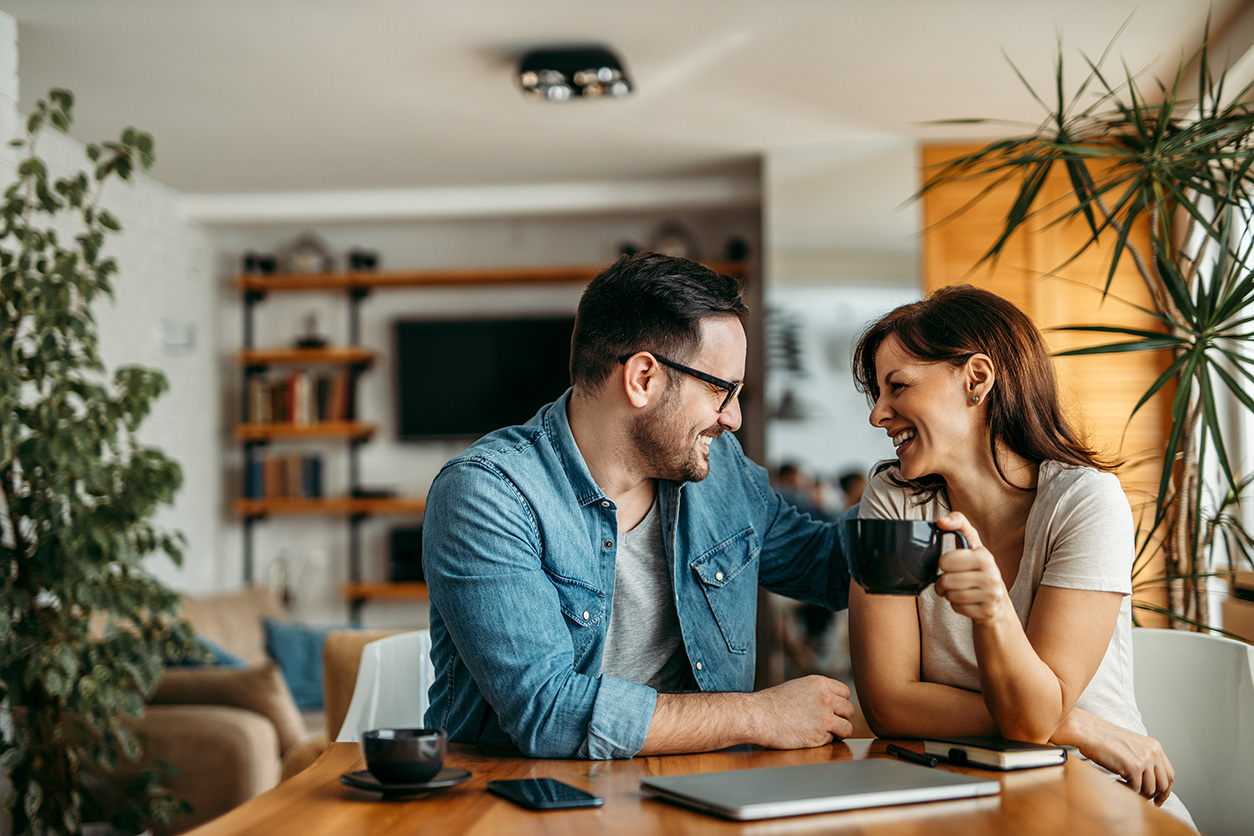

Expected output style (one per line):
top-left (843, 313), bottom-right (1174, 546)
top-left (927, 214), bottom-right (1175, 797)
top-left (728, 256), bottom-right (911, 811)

top-left (130, 587), bottom-right (397, 835)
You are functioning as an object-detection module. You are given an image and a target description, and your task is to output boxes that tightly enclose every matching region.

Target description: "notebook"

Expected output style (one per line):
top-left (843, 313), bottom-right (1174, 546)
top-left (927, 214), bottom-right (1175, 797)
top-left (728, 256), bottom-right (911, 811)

top-left (923, 736), bottom-right (1068, 771)
top-left (639, 758), bottom-right (1000, 821)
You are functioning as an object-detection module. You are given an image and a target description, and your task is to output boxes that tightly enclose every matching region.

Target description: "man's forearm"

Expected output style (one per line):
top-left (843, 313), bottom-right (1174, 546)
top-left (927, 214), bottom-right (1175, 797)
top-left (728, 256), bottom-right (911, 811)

top-left (638, 675), bottom-right (854, 756)
top-left (639, 691), bottom-right (756, 755)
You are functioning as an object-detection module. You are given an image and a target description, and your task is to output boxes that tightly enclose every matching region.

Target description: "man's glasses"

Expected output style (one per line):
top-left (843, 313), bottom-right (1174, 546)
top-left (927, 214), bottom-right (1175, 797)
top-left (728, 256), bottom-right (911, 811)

top-left (618, 352), bottom-right (743, 413)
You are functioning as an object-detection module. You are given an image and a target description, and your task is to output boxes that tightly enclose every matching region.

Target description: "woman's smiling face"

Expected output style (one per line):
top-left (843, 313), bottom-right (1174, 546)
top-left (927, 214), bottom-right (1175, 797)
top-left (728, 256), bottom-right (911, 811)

top-left (868, 334), bottom-right (979, 481)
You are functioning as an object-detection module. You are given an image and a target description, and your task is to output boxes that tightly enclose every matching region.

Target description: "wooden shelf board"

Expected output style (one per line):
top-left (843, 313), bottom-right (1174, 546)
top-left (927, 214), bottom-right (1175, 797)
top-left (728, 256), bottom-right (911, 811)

top-left (342, 582), bottom-right (429, 601)
top-left (235, 421), bottom-right (375, 441)
top-left (237, 347), bottom-right (375, 367)
top-left (235, 261), bottom-right (748, 293)
top-left (235, 496), bottom-right (426, 517)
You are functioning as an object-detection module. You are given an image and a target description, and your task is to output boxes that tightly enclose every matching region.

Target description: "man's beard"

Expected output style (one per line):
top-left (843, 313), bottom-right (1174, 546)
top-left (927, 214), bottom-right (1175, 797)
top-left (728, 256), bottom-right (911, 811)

top-left (629, 387), bottom-right (722, 483)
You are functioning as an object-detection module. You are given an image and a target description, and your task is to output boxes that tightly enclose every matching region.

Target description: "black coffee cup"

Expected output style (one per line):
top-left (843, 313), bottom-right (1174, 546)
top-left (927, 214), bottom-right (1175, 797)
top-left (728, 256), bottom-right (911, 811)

top-left (845, 519), bottom-right (969, 595)
top-left (362, 728), bottom-right (446, 784)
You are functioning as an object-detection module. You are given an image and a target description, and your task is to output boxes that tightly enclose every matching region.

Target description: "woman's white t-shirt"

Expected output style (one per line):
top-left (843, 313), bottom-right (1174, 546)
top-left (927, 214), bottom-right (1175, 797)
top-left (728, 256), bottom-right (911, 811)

top-left (860, 460), bottom-right (1145, 737)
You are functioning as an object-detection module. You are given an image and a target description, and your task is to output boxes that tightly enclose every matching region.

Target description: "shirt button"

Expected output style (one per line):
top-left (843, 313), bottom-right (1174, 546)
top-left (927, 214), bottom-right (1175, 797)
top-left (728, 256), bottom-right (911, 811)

top-left (601, 500), bottom-right (610, 507)
top-left (715, 572), bottom-right (724, 581)
top-left (604, 540), bottom-right (613, 548)
top-left (695, 661), bottom-right (703, 671)
top-left (582, 611), bottom-right (590, 621)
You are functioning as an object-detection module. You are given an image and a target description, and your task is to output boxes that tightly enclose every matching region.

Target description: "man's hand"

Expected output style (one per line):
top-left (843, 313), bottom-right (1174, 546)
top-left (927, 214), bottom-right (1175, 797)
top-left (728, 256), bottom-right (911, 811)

top-left (747, 675), bottom-right (855, 748)
top-left (641, 675), bottom-right (853, 756)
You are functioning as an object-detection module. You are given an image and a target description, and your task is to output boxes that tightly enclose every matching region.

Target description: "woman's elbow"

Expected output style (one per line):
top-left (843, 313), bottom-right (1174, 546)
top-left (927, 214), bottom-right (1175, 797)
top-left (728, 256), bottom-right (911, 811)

top-left (860, 699), bottom-right (914, 739)
top-left (995, 712), bottom-right (1061, 745)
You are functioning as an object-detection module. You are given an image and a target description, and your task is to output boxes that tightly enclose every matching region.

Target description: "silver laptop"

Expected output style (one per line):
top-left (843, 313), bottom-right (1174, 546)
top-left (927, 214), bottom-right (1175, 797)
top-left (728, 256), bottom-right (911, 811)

top-left (640, 758), bottom-right (1000, 821)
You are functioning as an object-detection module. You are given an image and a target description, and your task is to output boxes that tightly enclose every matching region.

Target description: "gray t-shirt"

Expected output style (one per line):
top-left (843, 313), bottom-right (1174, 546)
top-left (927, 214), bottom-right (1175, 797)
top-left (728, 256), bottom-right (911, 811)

top-left (601, 498), bottom-right (694, 692)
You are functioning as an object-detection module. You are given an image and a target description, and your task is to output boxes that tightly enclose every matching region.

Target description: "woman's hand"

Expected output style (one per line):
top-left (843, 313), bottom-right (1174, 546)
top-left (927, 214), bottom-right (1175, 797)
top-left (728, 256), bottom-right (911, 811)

top-left (934, 513), bottom-right (1013, 624)
top-left (1053, 708), bottom-right (1174, 805)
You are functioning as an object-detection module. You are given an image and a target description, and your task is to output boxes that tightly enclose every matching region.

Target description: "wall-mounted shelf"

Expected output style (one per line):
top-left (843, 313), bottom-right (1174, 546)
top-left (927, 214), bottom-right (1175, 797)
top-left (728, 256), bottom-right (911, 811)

top-left (342, 582), bottom-right (429, 602)
top-left (237, 347), bottom-right (375, 367)
top-left (235, 497), bottom-right (427, 517)
top-left (234, 262), bottom-right (746, 293)
top-left (235, 421), bottom-right (376, 442)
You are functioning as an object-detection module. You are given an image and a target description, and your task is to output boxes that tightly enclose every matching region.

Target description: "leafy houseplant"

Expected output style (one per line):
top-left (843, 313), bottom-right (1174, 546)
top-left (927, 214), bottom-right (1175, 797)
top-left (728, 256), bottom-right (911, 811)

top-left (0, 90), bottom-right (197, 834)
top-left (919, 33), bottom-right (1254, 628)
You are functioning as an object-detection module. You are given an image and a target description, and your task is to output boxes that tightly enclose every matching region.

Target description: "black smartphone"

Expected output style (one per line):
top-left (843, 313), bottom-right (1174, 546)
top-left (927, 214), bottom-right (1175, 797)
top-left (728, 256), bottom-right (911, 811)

top-left (486, 778), bottom-right (604, 810)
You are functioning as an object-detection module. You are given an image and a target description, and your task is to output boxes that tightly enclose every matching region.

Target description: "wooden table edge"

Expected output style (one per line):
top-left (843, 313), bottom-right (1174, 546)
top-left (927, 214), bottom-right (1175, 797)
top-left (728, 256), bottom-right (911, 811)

top-left (180, 739), bottom-right (1194, 836)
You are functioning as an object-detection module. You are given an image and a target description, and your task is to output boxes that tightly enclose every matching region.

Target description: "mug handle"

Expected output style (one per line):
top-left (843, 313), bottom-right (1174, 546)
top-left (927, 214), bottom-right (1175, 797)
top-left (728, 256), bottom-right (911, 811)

top-left (932, 525), bottom-right (969, 551)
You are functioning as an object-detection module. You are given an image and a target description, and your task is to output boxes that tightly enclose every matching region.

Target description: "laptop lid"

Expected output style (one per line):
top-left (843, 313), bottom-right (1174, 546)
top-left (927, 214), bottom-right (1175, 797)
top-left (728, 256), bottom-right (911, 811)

top-left (640, 758), bottom-right (1000, 821)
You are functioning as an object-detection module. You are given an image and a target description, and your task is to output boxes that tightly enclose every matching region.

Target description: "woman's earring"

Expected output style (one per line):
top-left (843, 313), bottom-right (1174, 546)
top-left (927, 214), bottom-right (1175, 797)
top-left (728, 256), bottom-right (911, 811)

top-left (971, 394), bottom-right (981, 404)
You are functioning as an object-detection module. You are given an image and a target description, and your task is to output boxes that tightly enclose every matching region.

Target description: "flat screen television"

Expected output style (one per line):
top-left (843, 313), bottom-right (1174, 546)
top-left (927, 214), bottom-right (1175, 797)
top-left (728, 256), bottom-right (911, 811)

top-left (395, 316), bottom-right (575, 439)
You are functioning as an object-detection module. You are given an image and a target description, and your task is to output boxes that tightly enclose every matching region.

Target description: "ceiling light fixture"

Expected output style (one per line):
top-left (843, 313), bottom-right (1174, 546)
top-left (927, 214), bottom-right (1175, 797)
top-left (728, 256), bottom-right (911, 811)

top-left (518, 46), bottom-right (632, 102)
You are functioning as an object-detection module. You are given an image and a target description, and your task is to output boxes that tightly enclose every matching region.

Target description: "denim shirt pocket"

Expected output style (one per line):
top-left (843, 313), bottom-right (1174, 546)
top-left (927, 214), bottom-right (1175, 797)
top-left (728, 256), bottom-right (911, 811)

top-left (690, 526), bottom-right (760, 654)
top-left (546, 571), bottom-right (606, 664)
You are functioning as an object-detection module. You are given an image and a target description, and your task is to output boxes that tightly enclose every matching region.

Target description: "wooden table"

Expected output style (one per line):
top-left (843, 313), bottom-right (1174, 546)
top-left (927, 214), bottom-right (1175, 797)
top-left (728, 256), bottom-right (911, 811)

top-left (184, 739), bottom-right (1193, 835)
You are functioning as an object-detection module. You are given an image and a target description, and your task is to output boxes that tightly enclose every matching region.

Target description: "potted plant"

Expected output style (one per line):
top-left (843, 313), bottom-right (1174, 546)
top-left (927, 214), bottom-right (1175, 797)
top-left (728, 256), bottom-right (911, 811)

top-left (0, 90), bottom-right (198, 835)
top-left (918, 32), bottom-right (1254, 628)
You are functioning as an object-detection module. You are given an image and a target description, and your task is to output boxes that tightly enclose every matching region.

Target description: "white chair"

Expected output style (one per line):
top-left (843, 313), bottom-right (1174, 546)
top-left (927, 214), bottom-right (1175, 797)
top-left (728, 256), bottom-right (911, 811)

top-left (1132, 627), bottom-right (1254, 836)
top-left (335, 629), bottom-right (435, 743)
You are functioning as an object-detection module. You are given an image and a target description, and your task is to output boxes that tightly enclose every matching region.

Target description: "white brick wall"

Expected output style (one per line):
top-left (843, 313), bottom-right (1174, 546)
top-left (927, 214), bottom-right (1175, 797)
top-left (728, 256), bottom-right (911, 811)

top-left (0, 13), bottom-right (17, 177)
top-left (0, 10), bottom-right (220, 595)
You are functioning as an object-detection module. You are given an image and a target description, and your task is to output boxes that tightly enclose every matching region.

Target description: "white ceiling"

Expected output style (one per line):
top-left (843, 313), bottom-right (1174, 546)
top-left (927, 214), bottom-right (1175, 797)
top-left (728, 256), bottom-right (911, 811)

top-left (1, 0), bottom-right (1247, 199)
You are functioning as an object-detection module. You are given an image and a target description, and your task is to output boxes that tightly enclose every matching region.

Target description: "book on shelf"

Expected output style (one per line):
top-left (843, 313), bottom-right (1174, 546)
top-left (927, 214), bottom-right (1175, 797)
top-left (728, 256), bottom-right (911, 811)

top-left (244, 452), bottom-right (325, 500)
top-left (269, 376), bottom-right (290, 423)
top-left (301, 455), bottom-right (323, 498)
top-left (289, 370), bottom-right (313, 424)
top-left (314, 374), bottom-right (332, 422)
top-left (246, 369), bottom-right (350, 425)
top-left (245, 456), bottom-right (265, 499)
top-left (329, 368), bottom-right (350, 422)
top-left (247, 377), bottom-right (271, 424)
top-left (922, 736), bottom-right (1067, 771)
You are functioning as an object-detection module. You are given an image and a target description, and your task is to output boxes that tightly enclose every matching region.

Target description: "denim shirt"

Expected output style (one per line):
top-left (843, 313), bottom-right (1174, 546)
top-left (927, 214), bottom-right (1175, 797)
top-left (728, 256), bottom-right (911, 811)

top-left (423, 390), bottom-right (853, 759)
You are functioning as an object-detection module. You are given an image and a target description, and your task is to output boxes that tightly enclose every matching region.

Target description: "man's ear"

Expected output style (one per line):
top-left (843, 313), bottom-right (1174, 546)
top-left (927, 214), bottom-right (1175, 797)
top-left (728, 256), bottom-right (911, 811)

top-left (622, 352), bottom-right (666, 408)
top-left (965, 353), bottom-right (995, 402)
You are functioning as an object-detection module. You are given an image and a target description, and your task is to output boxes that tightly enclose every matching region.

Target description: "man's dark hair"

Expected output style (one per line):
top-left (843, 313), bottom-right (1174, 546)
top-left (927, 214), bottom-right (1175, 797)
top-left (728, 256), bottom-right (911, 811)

top-left (570, 253), bottom-right (748, 390)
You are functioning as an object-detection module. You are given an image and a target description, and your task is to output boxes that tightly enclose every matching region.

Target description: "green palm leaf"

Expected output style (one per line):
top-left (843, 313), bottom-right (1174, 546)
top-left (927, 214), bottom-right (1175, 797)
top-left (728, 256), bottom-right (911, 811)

top-left (920, 21), bottom-right (1254, 628)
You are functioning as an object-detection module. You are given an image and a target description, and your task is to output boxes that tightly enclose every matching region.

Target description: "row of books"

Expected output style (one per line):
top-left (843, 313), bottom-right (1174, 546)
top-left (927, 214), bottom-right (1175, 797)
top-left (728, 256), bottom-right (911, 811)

top-left (246, 370), bottom-right (353, 425)
top-left (244, 453), bottom-right (324, 499)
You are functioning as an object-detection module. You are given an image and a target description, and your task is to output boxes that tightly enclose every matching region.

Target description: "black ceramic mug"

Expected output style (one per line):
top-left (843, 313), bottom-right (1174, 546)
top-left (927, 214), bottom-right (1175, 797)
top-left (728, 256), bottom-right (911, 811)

top-left (362, 728), bottom-right (447, 784)
top-left (845, 519), bottom-right (969, 595)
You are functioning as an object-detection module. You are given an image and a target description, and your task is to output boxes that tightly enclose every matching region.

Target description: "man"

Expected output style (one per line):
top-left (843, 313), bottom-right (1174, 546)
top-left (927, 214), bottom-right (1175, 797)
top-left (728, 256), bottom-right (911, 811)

top-left (423, 253), bottom-right (855, 759)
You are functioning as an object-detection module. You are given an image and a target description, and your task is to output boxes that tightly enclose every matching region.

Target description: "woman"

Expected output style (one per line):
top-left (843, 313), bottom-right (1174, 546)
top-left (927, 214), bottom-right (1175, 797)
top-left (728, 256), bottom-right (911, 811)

top-left (848, 285), bottom-right (1191, 825)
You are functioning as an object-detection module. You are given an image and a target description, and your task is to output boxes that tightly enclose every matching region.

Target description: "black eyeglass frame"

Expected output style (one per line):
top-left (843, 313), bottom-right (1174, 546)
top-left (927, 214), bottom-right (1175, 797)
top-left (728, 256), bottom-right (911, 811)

top-left (617, 352), bottom-right (743, 413)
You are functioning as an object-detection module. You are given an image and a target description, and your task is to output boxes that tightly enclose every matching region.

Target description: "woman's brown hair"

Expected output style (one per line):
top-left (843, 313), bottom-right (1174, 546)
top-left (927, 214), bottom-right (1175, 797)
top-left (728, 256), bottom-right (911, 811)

top-left (852, 284), bottom-right (1114, 496)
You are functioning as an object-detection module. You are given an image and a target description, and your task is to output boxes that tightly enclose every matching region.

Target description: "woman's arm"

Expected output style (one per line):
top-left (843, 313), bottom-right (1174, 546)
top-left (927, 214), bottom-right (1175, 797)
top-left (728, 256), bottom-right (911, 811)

top-left (850, 471), bottom-right (1001, 737)
top-left (851, 575), bottom-right (1173, 802)
top-left (936, 513), bottom-right (1123, 742)
top-left (848, 582), bottom-right (999, 738)
top-left (1052, 707), bottom-right (1175, 804)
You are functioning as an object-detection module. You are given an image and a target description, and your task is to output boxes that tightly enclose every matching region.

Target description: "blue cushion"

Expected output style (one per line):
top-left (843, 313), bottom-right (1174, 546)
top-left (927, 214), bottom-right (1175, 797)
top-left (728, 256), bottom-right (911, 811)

top-left (263, 617), bottom-right (335, 710)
